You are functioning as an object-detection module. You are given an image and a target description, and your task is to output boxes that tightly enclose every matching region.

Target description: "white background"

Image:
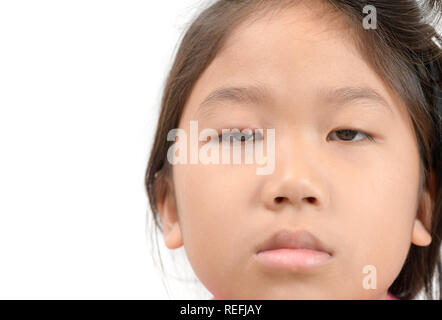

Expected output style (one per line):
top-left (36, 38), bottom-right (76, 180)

top-left (0, 1), bottom-right (439, 299)
top-left (0, 0), bottom-right (212, 299)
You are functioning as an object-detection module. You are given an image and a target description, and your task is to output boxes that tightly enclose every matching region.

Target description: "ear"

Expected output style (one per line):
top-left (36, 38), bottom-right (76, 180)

top-left (157, 184), bottom-right (183, 250)
top-left (411, 187), bottom-right (432, 247)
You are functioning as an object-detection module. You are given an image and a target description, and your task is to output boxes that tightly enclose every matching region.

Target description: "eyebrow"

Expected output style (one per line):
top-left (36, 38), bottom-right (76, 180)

top-left (196, 85), bottom-right (272, 119)
top-left (195, 84), bottom-right (393, 119)
top-left (318, 86), bottom-right (393, 115)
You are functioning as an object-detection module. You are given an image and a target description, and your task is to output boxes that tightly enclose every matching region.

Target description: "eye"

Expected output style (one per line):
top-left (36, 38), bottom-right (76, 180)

top-left (328, 129), bottom-right (375, 143)
top-left (217, 129), bottom-right (263, 143)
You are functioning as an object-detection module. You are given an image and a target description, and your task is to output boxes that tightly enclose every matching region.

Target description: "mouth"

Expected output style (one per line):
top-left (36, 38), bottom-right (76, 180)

top-left (255, 229), bottom-right (333, 270)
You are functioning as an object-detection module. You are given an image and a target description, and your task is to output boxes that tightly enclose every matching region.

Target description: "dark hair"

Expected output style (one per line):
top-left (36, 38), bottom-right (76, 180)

top-left (145, 0), bottom-right (442, 299)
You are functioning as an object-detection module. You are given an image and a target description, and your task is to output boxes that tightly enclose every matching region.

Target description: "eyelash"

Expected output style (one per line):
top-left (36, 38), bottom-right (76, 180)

top-left (327, 129), bottom-right (376, 143)
top-left (217, 129), bottom-right (263, 143)
top-left (216, 128), bottom-right (376, 143)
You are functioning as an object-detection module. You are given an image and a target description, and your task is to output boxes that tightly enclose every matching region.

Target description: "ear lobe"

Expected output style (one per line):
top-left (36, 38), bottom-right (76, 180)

top-left (157, 187), bottom-right (183, 249)
top-left (164, 222), bottom-right (183, 249)
top-left (411, 189), bottom-right (433, 247)
top-left (411, 219), bottom-right (432, 246)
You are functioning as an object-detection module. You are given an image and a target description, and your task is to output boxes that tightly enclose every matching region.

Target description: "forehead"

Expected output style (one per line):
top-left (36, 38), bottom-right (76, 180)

top-left (180, 2), bottom-right (410, 127)
top-left (224, 1), bottom-right (349, 48)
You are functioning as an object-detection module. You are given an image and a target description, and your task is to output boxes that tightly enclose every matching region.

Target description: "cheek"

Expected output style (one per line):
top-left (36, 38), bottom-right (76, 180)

top-left (172, 163), bottom-right (256, 286)
top-left (335, 140), bottom-right (420, 294)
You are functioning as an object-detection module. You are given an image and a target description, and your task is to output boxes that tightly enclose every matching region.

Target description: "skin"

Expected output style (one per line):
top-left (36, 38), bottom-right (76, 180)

top-left (157, 2), bottom-right (433, 299)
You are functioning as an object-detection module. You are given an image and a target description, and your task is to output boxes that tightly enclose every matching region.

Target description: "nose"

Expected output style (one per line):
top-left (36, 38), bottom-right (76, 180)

top-left (261, 134), bottom-right (330, 212)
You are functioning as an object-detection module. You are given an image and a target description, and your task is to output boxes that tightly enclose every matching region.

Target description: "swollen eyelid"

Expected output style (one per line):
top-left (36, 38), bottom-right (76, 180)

top-left (217, 129), bottom-right (263, 143)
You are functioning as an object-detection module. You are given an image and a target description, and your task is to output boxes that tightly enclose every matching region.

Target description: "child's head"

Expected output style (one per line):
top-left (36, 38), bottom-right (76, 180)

top-left (146, 0), bottom-right (442, 299)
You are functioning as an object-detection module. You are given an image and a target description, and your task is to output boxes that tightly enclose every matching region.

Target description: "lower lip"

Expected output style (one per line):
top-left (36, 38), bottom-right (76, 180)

top-left (255, 248), bottom-right (332, 270)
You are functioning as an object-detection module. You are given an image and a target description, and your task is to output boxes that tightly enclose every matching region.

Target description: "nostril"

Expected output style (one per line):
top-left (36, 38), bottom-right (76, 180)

top-left (275, 196), bottom-right (284, 204)
top-left (305, 197), bottom-right (316, 204)
top-left (273, 196), bottom-right (317, 205)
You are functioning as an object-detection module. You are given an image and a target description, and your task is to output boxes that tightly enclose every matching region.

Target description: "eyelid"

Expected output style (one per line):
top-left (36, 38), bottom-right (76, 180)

top-left (328, 128), bottom-right (376, 143)
top-left (217, 128), bottom-right (263, 142)
top-left (210, 127), bottom-right (377, 144)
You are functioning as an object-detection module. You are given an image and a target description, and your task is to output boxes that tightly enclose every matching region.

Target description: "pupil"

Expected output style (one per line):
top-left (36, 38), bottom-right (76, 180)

top-left (339, 130), bottom-right (356, 140)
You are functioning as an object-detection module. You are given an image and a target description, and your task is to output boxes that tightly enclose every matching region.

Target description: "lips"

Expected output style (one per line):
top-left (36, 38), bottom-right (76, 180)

top-left (256, 229), bottom-right (332, 255)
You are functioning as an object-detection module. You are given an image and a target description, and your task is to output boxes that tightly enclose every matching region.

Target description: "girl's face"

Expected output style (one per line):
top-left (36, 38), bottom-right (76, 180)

top-left (159, 3), bottom-right (433, 299)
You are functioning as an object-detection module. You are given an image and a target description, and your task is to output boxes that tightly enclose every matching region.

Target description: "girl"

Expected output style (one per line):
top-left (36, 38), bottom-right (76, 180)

top-left (145, 0), bottom-right (442, 299)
